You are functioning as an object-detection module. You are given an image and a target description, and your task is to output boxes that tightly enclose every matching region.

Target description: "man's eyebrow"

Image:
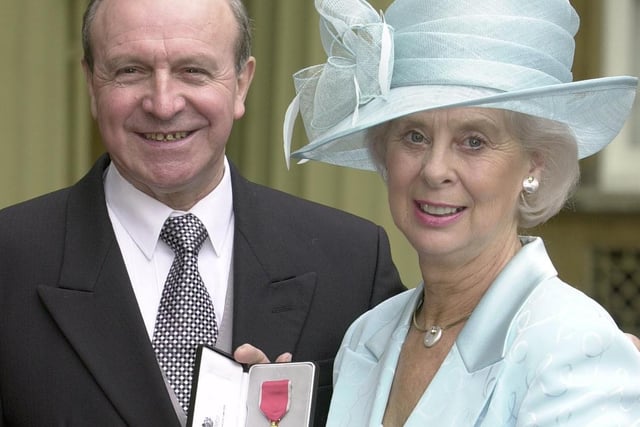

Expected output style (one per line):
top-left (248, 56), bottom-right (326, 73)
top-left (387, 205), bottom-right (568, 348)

top-left (102, 54), bottom-right (143, 69)
top-left (171, 54), bottom-right (218, 67)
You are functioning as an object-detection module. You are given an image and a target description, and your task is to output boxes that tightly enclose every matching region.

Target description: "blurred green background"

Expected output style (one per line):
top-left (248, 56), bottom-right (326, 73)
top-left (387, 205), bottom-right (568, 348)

top-left (1, 0), bottom-right (639, 333)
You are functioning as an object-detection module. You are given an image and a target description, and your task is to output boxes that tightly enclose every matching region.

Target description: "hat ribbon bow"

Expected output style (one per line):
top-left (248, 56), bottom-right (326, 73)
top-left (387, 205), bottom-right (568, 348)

top-left (283, 0), bottom-right (394, 167)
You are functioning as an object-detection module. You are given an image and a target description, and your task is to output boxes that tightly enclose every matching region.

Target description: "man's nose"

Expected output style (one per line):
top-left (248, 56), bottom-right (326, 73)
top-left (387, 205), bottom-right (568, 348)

top-left (141, 73), bottom-right (186, 120)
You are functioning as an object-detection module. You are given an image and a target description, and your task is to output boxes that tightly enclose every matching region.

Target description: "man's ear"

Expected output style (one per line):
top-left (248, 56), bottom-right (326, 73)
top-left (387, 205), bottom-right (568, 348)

top-left (233, 56), bottom-right (256, 120)
top-left (81, 59), bottom-right (98, 119)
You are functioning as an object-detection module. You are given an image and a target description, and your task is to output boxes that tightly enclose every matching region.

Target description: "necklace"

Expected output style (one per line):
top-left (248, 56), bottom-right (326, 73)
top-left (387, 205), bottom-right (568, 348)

top-left (412, 298), bottom-right (472, 348)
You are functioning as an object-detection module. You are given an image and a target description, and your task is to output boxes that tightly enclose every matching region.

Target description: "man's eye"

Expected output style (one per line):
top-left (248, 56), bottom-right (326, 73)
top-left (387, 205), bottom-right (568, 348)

top-left (118, 67), bottom-right (138, 75)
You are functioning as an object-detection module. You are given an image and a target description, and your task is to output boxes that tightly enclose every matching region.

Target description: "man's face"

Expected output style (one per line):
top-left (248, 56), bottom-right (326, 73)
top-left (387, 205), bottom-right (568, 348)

top-left (84, 0), bottom-right (254, 209)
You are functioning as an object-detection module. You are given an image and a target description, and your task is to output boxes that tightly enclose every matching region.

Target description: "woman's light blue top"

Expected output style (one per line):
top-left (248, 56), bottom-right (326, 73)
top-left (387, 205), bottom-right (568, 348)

top-left (327, 237), bottom-right (640, 426)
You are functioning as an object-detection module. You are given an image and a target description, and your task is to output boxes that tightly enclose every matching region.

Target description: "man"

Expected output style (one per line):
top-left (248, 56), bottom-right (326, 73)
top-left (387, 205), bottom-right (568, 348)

top-left (0, 0), bottom-right (404, 425)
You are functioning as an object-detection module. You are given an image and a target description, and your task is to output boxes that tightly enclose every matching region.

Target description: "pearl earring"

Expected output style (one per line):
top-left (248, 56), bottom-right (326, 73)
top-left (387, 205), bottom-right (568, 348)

top-left (522, 176), bottom-right (539, 194)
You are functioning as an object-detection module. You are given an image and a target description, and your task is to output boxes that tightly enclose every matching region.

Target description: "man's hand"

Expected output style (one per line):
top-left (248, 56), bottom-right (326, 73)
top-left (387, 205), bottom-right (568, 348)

top-left (233, 343), bottom-right (292, 365)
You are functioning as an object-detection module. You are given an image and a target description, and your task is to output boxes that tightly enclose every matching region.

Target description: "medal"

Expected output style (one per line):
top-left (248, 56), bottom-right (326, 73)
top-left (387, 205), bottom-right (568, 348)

top-left (259, 379), bottom-right (291, 426)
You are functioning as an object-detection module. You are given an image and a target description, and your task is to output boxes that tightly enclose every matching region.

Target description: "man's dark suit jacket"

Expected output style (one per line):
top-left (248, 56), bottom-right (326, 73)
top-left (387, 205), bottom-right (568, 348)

top-left (0, 155), bottom-right (404, 426)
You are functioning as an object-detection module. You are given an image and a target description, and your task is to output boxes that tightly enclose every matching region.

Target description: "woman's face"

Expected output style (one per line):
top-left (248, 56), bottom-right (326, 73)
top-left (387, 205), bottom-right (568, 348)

top-left (382, 107), bottom-right (534, 265)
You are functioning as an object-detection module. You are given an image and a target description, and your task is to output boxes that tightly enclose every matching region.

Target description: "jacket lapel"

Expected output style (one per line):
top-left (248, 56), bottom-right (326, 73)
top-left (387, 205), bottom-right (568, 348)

top-left (356, 286), bottom-right (504, 426)
top-left (37, 155), bottom-right (180, 426)
top-left (228, 165), bottom-right (317, 360)
top-left (402, 349), bottom-right (503, 426)
top-left (405, 238), bottom-right (556, 426)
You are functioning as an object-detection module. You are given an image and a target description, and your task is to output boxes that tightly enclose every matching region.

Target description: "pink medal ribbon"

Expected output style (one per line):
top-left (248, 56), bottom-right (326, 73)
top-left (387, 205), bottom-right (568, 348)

top-left (259, 379), bottom-right (291, 426)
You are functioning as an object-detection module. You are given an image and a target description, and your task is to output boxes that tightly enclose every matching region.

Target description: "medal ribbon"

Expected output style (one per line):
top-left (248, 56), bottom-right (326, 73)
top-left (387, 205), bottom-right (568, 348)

top-left (259, 379), bottom-right (291, 426)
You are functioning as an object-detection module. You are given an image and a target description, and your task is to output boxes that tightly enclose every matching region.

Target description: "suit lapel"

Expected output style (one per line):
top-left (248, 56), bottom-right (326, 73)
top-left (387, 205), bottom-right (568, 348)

top-left (229, 165), bottom-right (317, 360)
top-left (37, 155), bottom-right (180, 426)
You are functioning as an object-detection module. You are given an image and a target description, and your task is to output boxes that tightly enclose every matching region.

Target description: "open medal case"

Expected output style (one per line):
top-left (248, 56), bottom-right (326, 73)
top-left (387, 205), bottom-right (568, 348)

top-left (187, 345), bottom-right (318, 427)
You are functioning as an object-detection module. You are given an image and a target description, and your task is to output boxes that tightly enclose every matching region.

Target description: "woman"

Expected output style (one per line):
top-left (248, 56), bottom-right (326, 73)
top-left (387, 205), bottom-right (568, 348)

top-left (283, 0), bottom-right (640, 425)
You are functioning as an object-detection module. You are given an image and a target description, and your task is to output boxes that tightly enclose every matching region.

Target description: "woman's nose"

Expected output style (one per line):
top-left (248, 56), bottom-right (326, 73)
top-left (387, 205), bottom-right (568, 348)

top-left (419, 143), bottom-right (456, 187)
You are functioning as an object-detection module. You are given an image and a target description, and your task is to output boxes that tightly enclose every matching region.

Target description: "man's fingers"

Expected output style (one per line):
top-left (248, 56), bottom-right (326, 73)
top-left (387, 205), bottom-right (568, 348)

top-left (274, 352), bottom-right (293, 363)
top-left (233, 343), bottom-right (270, 364)
top-left (233, 344), bottom-right (293, 365)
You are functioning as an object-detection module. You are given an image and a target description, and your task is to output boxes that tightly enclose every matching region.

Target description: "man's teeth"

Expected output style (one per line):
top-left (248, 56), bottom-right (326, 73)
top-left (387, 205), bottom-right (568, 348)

top-left (144, 132), bottom-right (188, 142)
top-left (419, 204), bottom-right (460, 216)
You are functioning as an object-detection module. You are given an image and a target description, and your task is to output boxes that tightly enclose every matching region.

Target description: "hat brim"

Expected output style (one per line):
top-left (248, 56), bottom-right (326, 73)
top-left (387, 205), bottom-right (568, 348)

top-left (291, 76), bottom-right (637, 171)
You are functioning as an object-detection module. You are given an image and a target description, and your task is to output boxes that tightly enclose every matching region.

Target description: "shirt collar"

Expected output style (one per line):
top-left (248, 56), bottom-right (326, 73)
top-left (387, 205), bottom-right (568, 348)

top-left (104, 157), bottom-right (234, 259)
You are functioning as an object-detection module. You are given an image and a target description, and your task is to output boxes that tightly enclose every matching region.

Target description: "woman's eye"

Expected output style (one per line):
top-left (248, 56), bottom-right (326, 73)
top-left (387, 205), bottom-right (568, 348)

top-left (465, 136), bottom-right (485, 149)
top-left (405, 131), bottom-right (426, 144)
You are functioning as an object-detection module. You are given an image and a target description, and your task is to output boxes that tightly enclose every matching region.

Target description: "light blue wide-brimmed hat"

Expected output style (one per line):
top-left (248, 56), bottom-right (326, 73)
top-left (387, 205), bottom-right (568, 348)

top-left (283, 0), bottom-right (638, 171)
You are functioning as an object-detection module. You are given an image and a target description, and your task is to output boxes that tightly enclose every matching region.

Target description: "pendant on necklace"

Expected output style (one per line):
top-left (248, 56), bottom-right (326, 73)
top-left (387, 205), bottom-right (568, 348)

top-left (423, 326), bottom-right (443, 348)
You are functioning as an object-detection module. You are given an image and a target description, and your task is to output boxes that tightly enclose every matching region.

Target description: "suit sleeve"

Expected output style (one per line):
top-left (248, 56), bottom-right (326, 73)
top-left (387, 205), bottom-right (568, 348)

top-left (368, 226), bottom-right (406, 308)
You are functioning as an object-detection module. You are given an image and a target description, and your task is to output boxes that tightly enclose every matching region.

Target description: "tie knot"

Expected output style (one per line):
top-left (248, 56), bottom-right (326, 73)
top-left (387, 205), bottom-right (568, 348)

top-left (160, 213), bottom-right (208, 255)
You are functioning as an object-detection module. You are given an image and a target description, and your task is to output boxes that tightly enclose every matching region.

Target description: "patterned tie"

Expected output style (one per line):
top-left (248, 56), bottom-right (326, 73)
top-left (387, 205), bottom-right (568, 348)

top-left (152, 213), bottom-right (218, 413)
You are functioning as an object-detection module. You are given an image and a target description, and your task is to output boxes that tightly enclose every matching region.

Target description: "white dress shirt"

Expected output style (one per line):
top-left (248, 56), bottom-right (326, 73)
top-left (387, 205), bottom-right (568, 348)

top-left (104, 158), bottom-right (234, 341)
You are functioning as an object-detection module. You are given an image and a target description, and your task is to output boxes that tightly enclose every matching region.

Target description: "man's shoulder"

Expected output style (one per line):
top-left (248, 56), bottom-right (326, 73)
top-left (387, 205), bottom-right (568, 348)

top-left (232, 170), bottom-right (380, 230)
top-left (0, 187), bottom-right (73, 264)
top-left (0, 155), bottom-right (107, 224)
top-left (0, 186), bottom-right (72, 223)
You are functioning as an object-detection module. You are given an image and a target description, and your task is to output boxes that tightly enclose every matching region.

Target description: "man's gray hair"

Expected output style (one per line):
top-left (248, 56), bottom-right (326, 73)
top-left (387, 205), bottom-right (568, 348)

top-left (81, 0), bottom-right (252, 73)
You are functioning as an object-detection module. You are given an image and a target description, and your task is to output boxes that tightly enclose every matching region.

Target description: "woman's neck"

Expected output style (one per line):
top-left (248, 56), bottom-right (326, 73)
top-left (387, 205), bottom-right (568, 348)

top-left (417, 234), bottom-right (522, 325)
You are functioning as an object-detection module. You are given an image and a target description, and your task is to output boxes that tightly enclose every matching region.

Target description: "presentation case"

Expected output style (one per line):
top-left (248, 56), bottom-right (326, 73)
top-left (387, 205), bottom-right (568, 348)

top-left (187, 345), bottom-right (318, 427)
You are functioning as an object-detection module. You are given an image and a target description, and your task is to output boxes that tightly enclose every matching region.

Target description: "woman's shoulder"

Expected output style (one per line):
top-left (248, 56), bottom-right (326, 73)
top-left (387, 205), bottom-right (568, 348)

top-left (498, 277), bottom-right (640, 424)
top-left (507, 275), bottom-right (637, 365)
top-left (342, 287), bottom-right (417, 347)
top-left (520, 276), bottom-right (618, 332)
